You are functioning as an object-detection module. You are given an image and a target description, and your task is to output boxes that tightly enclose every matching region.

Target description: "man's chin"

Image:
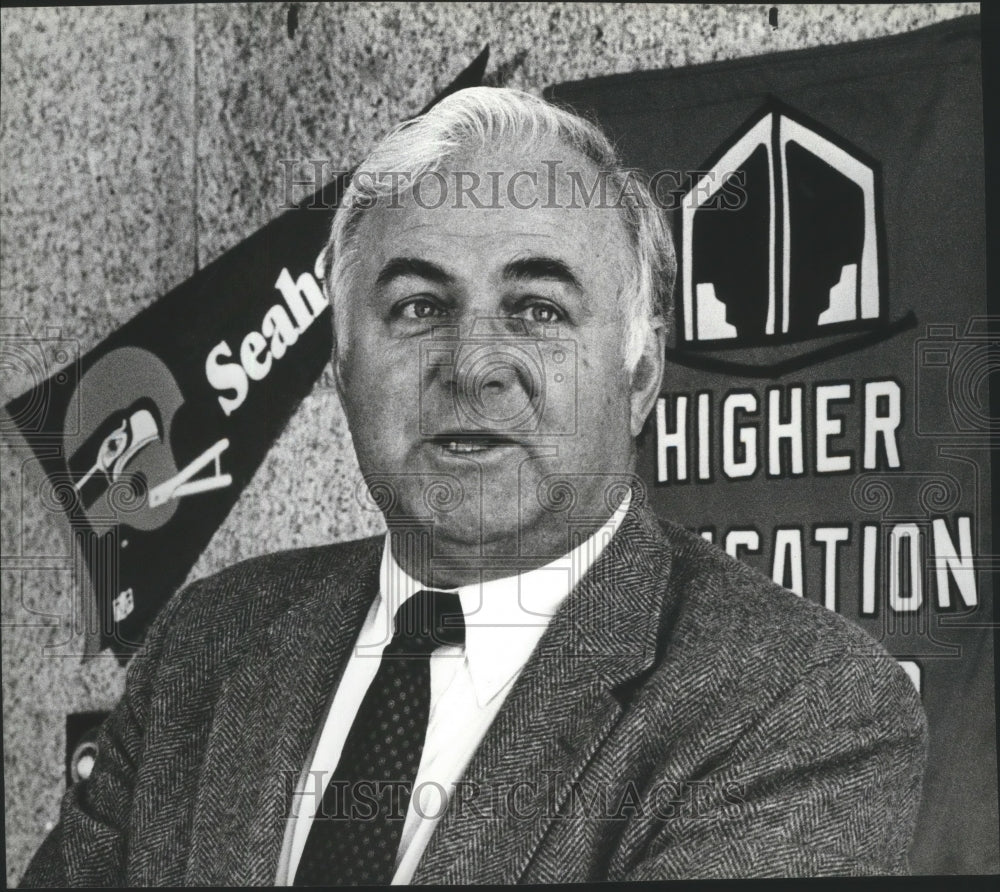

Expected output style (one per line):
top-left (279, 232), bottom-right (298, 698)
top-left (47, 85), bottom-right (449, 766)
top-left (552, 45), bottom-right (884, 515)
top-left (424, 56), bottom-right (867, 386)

top-left (425, 508), bottom-right (525, 555)
top-left (416, 504), bottom-right (575, 561)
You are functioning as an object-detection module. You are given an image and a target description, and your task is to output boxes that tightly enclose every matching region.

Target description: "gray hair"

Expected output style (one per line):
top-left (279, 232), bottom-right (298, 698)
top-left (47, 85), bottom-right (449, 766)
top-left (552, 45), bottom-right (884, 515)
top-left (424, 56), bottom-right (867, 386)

top-left (322, 86), bottom-right (676, 372)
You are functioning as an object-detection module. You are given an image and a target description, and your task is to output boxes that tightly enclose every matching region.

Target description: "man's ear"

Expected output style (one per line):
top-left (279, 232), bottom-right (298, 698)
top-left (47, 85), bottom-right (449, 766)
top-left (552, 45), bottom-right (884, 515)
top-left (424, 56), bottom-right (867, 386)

top-left (331, 353), bottom-right (346, 399)
top-left (320, 250), bottom-right (349, 399)
top-left (329, 313), bottom-right (348, 400)
top-left (629, 317), bottom-right (666, 437)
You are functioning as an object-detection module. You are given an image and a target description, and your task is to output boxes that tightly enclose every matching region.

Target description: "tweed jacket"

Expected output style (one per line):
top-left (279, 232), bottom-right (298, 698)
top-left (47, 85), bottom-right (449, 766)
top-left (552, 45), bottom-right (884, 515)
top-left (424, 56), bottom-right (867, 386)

top-left (21, 500), bottom-right (927, 884)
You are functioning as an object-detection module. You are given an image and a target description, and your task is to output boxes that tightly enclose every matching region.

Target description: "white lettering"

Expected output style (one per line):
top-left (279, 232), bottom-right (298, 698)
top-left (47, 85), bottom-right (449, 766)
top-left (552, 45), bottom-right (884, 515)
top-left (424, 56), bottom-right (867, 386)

top-left (863, 380), bottom-right (902, 469)
top-left (652, 378), bottom-right (903, 480)
top-left (275, 268), bottom-right (326, 327)
top-left (697, 392), bottom-right (711, 480)
top-left (889, 523), bottom-right (923, 612)
top-left (861, 524), bottom-right (878, 615)
top-left (814, 526), bottom-right (850, 612)
top-left (656, 396), bottom-right (687, 482)
top-left (261, 303), bottom-right (299, 361)
top-left (815, 384), bottom-right (852, 473)
top-left (240, 330), bottom-right (272, 381)
top-left (206, 341), bottom-right (249, 416)
top-left (932, 515), bottom-right (977, 608)
top-left (772, 529), bottom-right (804, 596)
top-left (897, 661), bottom-right (922, 694)
top-left (723, 393), bottom-right (757, 479)
top-left (725, 528), bottom-right (760, 560)
top-left (768, 386), bottom-right (804, 476)
top-left (206, 267), bottom-right (326, 414)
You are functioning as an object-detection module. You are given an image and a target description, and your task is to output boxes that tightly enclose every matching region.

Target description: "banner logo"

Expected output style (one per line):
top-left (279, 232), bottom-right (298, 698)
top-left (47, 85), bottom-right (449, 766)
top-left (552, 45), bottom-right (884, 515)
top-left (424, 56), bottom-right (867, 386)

top-left (673, 99), bottom-right (911, 377)
top-left (65, 347), bottom-right (231, 533)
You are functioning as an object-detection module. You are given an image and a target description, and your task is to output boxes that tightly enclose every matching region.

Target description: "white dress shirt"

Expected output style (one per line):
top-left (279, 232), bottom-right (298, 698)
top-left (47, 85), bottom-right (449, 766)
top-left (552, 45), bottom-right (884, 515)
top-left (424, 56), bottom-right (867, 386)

top-left (280, 491), bottom-right (630, 885)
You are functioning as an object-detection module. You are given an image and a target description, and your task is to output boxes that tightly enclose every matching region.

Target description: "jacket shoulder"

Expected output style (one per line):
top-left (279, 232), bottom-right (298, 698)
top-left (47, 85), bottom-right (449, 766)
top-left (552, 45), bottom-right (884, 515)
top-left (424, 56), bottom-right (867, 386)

top-left (135, 535), bottom-right (382, 669)
top-left (655, 515), bottom-right (891, 666)
top-left (647, 516), bottom-right (924, 744)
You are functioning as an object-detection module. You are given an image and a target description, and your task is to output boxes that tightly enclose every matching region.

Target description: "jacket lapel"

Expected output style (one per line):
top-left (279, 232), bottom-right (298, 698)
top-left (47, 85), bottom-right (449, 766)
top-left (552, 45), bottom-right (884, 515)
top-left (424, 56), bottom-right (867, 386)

top-left (412, 501), bottom-right (674, 884)
top-left (186, 538), bottom-right (382, 885)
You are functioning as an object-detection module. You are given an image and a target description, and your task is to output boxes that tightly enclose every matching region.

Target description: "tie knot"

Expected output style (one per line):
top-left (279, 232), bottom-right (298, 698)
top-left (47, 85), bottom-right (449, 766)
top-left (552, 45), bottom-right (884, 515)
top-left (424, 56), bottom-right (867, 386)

top-left (389, 589), bottom-right (465, 653)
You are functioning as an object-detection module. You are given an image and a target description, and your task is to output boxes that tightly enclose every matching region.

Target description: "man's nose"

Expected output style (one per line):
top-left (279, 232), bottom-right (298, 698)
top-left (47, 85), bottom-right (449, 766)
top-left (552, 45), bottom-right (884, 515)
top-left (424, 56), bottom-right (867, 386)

top-left (457, 347), bottom-right (532, 397)
top-left (431, 318), bottom-right (532, 390)
top-left (441, 329), bottom-right (542, 432)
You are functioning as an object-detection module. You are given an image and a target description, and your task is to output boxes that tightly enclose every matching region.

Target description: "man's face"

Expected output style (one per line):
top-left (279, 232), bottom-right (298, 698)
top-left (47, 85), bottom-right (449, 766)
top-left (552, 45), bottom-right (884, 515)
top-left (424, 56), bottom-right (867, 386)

top-left (336, 147), bottom-right (663, 582)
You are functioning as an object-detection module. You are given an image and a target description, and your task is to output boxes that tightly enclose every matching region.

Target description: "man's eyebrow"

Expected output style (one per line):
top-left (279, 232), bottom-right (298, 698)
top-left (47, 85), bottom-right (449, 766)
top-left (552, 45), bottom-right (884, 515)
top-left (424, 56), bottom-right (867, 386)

top-left (502, 256), bottom-right (583, 291)
top-left (375, 257), bottom-right (454, 289)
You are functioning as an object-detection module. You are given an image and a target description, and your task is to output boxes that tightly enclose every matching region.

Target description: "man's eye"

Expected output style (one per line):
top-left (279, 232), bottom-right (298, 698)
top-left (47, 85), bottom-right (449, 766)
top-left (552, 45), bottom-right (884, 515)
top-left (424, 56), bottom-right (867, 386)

top-left (510, 297), bottom-right (566, 324)
top-left (524, 302), bottom-right (563, 324)
top-left (397, 298), bottom-right (444, 320)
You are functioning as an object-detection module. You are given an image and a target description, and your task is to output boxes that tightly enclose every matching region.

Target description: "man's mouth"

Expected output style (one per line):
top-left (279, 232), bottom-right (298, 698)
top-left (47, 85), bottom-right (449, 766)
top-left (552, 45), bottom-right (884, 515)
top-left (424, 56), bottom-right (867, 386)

top-left (428, 432), bottom-right (519, 455)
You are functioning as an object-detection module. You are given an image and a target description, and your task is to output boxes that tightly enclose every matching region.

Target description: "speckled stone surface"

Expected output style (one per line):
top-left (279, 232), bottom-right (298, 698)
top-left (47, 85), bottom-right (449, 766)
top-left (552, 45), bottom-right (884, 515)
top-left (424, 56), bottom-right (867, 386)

top-left (1, 5), bottom-right (196, 880)
top-left (0, 3), bottom-right (980, 883)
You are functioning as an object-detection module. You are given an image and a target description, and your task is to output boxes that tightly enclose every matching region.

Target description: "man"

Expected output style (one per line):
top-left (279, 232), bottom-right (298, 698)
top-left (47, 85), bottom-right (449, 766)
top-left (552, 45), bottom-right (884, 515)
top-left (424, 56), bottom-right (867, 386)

top-left (21, 87), bottom-right (927, 885)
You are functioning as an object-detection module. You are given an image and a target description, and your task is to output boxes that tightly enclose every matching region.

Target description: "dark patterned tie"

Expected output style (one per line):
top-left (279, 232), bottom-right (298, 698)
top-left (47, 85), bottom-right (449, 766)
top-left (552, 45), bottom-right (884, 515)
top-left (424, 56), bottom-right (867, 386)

top-left (293, 589), bottom-right (465, 886)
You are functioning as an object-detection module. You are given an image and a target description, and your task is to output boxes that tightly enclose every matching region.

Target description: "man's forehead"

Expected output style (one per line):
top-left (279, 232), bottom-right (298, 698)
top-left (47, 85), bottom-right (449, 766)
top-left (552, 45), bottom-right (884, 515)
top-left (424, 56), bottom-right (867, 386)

top-left (413, 143), bottom-right (603, 203)
top-left (355, 145), bottom-right (629, 260)
top-left (449, 141), bottom-right (594, 175)
top-left (359, 200), bottom-right (626, 285)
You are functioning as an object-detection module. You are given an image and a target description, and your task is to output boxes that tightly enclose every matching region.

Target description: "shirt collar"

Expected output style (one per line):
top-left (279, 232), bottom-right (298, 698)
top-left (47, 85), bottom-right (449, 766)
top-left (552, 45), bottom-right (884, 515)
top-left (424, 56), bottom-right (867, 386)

top-left (378, 489), bottom-right (631, 707)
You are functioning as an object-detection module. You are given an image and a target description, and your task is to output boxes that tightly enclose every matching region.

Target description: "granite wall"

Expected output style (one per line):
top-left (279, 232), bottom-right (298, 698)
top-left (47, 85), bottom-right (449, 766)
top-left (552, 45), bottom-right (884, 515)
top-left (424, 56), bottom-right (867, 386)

top-left (0, 3), bottom-right (980, 883)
